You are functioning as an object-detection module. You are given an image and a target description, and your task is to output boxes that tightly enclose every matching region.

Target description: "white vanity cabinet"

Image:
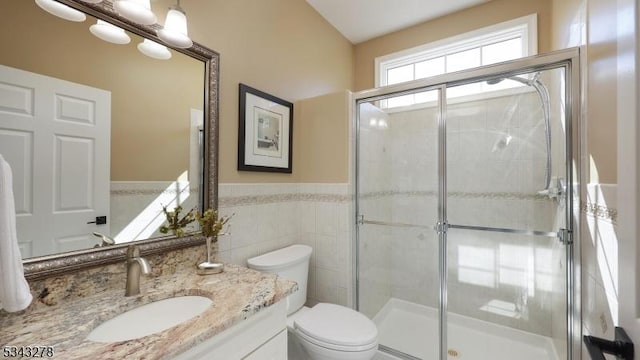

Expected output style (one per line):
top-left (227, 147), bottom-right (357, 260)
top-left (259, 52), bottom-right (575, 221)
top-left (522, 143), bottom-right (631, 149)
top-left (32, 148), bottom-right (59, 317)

top-left (243, 330), bottom-right (287, 359)
top-left (174, 300), bottom-right (287, 360)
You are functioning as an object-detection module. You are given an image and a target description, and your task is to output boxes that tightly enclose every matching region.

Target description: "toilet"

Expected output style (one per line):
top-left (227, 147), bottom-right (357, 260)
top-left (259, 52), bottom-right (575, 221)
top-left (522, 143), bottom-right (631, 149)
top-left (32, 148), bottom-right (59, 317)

top-left (247, 245), bottom-right (378, 360)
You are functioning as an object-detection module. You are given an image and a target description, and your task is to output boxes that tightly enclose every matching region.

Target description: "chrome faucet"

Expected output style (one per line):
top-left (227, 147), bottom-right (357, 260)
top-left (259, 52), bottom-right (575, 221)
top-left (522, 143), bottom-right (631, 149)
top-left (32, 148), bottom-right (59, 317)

top-left (92, 232), bottom-right (115, 248)
top-left (125, 245), bottom-right (151, 296)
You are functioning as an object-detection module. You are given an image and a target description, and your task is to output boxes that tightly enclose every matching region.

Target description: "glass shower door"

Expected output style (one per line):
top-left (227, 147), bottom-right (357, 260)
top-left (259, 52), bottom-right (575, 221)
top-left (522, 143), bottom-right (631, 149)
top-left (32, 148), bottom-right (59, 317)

top-left (444, 67), bottom-right (570, 360)
top-left (356, 88), bottom-right (442, 359)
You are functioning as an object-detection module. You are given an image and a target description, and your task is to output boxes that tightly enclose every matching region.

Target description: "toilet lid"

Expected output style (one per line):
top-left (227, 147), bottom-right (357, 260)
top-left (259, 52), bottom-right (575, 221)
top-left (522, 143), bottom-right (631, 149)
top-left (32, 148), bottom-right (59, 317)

top-left (247, 244), bottom-right (312, 271)
top-left (294, 303), bottom-right (378, 347)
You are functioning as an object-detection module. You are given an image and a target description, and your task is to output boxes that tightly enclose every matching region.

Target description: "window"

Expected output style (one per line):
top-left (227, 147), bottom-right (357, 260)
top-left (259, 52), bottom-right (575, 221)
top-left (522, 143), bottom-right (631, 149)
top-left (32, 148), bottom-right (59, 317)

top-left (376, 14), bottom-right (537, 109)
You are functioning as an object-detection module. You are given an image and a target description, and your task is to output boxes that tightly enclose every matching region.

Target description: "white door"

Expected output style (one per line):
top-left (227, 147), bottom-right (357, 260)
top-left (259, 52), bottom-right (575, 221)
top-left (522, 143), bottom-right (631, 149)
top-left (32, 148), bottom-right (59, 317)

top-left (0, 64), bottom-right (110, 258)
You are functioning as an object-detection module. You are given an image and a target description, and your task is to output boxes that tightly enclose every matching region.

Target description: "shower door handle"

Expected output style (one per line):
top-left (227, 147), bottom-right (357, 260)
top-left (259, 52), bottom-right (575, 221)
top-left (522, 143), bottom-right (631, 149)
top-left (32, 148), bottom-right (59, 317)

top-left (447, 223), bottom-right (560, 238)
top-left (357, 217), bottom-right (432, 230)
top-left (584, 327), bottom-right (634, 360)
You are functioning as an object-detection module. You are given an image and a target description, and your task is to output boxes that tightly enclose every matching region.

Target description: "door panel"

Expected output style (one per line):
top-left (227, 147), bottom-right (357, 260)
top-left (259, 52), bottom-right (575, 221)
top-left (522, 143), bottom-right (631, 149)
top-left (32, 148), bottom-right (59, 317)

top-left (55, 94), bottom-right (96, 125)
top-left (357, 88), bottom-right (441, 359)
top-left (0, 64), bottom-right (110, 257)
top-left (355, 51), bottom-right (579, 360)
top-left (0, 129), bottom-right (33, 215)
top-left (445, 68), bottom-right (568, 360)
top-left (54, 135), bottom-right (95, 211)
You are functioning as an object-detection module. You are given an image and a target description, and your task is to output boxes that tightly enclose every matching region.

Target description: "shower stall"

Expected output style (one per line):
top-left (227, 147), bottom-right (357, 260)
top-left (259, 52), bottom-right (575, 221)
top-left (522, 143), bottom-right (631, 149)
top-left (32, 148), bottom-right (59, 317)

top-left (354, 49), bottom-right (581, 360)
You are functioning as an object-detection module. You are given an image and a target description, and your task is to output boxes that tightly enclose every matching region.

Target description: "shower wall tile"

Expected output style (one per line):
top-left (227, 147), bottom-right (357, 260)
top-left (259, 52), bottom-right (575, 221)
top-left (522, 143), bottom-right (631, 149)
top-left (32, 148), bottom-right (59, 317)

top-left (358, 183), bottom-right (392, 318)
top-left (486, 95), bottom-right (519, 130)
top-left (581, 183), bottom-right (617, 343)
top-left (359, 228), bottom-right (393, 317)
top-left (357, 103), bottom-right (400, 317)
top-left (383, 91), bottom-right (563, 337)
top-left (519, 93), bottom-right (545, 129)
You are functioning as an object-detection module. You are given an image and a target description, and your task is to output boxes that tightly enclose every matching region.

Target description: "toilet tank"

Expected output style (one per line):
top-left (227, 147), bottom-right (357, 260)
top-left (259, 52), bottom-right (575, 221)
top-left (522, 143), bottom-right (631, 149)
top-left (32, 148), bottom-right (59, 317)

top-left (247, 245), bottom-right (312, 315)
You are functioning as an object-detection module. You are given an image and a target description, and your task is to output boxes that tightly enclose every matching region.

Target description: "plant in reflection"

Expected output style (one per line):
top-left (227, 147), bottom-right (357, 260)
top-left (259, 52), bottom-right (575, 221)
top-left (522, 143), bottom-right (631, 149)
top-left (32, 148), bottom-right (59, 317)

top-left (159, 205), bottom-right (196, 237)
top-left (196, 208), bottom-right (233, 242)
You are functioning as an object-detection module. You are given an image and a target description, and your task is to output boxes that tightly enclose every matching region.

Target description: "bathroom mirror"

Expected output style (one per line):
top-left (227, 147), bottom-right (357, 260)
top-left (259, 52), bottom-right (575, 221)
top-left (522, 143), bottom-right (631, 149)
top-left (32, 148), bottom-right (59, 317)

top-left (0, 0), bottom-right (219, 279)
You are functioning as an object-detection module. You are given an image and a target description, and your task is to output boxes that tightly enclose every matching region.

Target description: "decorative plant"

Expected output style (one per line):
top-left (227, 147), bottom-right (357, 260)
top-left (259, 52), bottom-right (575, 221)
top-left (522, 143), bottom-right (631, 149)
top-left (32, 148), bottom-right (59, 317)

top-left (159, 205), bottom-right (196, 237)
top-left (196, 208), bottom-right (233, 242)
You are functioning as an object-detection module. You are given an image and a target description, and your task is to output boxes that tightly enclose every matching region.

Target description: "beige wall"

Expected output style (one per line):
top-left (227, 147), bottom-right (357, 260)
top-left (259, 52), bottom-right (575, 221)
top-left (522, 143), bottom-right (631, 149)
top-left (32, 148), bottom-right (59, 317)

top-left (295, 91), bottom-right (350, 183)
top-left (353, 0), bottom-right (553, 91)
top-left (0, 0), bottom-right (203, 181)
top-left (551, 0), bottom-right (617, 183)
top-left (584, 0), bottom-right (619, 181)
top-left (551, 0), bottom-right (635, 348)
top-left (161, 0), bottom-right (354, 183)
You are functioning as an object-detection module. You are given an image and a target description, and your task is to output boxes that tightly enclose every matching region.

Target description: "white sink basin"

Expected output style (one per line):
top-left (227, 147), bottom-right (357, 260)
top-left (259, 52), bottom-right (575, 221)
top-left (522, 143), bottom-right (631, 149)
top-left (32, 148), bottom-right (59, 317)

top-left (87, 296), bottom-right (213, 343)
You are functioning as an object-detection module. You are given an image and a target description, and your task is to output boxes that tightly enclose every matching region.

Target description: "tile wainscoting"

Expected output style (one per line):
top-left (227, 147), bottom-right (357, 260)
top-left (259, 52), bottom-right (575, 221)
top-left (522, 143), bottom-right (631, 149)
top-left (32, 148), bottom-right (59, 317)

top-left (581, 184), bottom-right (618, 348)
top-left (212, 180), bottom-right (619, 352)
top-left (216, 183), bottom-right (353, 308)
top-left (110, 181), bottom-right (200, 243)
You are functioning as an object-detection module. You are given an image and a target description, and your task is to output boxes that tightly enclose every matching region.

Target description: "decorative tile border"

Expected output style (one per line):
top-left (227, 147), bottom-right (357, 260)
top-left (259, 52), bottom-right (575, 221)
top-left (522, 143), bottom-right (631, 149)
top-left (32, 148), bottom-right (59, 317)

top-left (581, 202), bottom-right (617, 224)
top-left (219, 193), bottom-right (351, 207)
top-left (218, 189), bottom-right (553, 207)
top-left (111, 188), bottom-right (199, 196)
top-left (359, 190), bottom-right (551, 201)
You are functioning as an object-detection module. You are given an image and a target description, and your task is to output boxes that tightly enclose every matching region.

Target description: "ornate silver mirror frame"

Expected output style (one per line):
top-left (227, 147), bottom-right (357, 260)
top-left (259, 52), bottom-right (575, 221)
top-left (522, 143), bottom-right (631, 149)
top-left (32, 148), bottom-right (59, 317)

top-left (23, 0), bottom-right (219, 280)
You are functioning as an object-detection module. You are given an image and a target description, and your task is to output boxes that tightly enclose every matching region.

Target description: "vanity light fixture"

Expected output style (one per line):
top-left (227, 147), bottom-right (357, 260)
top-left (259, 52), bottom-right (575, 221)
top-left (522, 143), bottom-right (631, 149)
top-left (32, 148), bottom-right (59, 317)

top-left (114, 0), bottom-right (156, 25)
top-left (90, 20), bottom-right (131, 44)
top-left (137, 39), bottom-right (172, 60)
top-left (157, 0), bottom-right (193, 49)
top-left (34, 0), bottom-right (86, 22)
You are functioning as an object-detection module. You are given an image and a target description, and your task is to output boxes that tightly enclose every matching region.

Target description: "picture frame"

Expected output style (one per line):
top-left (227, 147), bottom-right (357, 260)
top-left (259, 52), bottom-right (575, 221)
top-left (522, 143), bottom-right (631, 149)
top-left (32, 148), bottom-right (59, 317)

top-left (238, 83), bottom-right (293, 173)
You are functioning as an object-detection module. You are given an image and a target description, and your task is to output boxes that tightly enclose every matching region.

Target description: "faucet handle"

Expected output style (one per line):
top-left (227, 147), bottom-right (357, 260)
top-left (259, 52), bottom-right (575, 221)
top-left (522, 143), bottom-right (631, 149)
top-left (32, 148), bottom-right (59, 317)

top-left (126, 245), bottom-right (140, 259)
top-left (92, 232), bottom-right (115, 247)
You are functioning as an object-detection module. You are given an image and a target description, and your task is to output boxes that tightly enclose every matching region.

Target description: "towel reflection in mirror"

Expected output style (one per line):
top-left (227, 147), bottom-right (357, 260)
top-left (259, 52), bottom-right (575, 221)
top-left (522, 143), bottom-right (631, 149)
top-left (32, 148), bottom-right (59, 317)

top-left (0, 154), bottom-right (32, 312)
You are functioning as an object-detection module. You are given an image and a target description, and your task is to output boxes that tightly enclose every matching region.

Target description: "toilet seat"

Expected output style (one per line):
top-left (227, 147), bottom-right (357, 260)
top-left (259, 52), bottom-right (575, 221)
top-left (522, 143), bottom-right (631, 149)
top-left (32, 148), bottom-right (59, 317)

top-left (296, 327), bottom-right (378, 352)
top-left (294, 303), bottom-right (378, 352)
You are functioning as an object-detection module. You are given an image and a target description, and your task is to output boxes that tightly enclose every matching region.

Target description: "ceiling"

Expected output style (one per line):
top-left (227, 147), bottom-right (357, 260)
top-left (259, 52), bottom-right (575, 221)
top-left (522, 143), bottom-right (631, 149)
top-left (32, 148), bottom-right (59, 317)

top-left (305, 0), bottom-right (490, 44)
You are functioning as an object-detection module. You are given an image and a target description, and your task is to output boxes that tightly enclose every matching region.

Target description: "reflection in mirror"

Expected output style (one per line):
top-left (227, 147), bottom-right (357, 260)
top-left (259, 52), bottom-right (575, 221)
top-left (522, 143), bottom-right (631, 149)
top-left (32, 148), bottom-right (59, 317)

top-left (0, 0), bottom-right (206, 260)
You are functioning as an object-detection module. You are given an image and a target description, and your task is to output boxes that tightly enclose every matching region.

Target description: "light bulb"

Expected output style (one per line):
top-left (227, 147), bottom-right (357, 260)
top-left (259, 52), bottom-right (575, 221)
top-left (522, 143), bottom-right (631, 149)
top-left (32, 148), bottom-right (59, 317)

top-left (90, 20), bottom-right (131, 44)
top-left (35, 0), bottom-right (86, 22)
top-left (157, 5), bottom-right (193, 48)
top-left (114, 0), bottom-right (156, 25)
top-left (137, 39), bottom-right (172, 60)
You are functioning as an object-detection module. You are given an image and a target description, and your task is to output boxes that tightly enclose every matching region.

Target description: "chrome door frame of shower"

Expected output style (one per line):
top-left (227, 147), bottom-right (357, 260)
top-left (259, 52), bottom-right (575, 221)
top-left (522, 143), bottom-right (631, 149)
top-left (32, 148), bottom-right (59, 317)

top-left (352, 47), bottom-right (582, 360)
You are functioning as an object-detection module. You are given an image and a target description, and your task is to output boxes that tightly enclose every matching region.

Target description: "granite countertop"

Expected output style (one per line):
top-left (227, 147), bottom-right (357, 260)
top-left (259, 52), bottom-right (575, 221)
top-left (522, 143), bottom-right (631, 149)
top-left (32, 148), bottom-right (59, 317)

top-left (0, 264), bottom-right (297, 360)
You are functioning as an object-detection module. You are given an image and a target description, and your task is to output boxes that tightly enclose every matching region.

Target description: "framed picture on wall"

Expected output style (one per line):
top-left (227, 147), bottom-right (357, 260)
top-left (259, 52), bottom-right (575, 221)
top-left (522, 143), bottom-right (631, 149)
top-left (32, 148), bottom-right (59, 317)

top-left (238, 83), bottom-right (293, 173)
